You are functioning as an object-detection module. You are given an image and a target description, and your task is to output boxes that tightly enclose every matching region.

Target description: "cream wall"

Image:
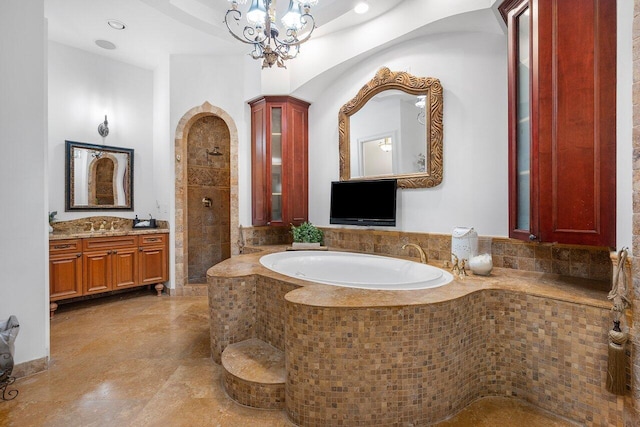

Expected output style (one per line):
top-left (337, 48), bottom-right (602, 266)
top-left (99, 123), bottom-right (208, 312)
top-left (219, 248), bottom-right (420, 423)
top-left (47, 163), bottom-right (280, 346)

top-left (303, 31), bottom-right (509, 236)
top-left (47, 41), bottom-right (155, 222)
top-left (0, 0), bottom-right (49, 365)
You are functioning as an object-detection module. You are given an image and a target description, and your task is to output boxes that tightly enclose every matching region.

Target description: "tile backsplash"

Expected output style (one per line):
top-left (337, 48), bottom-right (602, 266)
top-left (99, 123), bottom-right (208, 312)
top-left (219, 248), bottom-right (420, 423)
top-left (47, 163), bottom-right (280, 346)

top-left (244, 226), bottom-right (612, 282)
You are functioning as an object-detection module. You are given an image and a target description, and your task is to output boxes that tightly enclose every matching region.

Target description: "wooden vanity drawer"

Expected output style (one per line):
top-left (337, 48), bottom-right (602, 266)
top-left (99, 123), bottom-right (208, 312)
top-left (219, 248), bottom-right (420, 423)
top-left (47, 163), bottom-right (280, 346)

top-left (84, 235), bottom-right (138, 251)
top-left (140, 234), bottom-right (167, 247)
top-left (50, 239), bottom-right (82, 254)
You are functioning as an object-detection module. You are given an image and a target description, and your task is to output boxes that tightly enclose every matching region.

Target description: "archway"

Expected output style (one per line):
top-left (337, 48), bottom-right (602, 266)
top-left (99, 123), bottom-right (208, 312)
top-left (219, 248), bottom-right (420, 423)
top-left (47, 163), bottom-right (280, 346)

top-left (174, 102), bottom-right (239, 293)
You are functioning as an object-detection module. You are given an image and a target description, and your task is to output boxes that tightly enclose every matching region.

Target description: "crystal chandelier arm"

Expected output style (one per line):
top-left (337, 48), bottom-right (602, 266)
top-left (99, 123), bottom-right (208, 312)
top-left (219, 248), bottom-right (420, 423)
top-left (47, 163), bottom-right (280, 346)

top-left (274, 12), bottom-right (316, 46)
top-left (224, 8), bottom-right (268, 45)
top-left (250, 43), bottom-right (265, 59)
top-left (273, 43), bottom-right (297, 61)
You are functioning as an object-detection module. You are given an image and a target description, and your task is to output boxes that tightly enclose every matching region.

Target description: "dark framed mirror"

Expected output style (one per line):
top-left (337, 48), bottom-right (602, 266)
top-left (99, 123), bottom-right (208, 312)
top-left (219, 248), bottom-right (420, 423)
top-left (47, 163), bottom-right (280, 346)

top-left (65, 140), bottom-right (134, 211)
top-left (339, 67), bottom-right (443, 188)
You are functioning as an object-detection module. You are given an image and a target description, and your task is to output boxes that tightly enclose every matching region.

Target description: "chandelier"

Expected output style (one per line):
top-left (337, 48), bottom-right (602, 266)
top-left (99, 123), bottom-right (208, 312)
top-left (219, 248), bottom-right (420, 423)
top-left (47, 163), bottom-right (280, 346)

top-left (224, 0), bottom-right (318, 69)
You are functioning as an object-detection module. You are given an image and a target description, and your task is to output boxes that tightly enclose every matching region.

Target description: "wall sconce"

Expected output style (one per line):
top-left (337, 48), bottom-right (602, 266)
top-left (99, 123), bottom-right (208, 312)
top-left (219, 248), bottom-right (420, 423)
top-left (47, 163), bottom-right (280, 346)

top-left (98, 115), bottom-right (109, 137)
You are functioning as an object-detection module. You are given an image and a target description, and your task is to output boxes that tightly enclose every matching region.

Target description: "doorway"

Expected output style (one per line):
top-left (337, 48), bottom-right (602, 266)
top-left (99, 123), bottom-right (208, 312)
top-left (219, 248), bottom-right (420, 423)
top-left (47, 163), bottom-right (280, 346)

top-left (174, 102), bottom-right (239, 293)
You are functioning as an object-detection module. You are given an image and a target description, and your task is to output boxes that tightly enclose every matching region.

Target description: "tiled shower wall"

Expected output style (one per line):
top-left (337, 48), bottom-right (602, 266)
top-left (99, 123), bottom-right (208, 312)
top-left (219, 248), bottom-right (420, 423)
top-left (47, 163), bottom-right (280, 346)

top-left (244, 226), bottom-right (612, 282)
top-left (187, 115), bottom-right (231, 283)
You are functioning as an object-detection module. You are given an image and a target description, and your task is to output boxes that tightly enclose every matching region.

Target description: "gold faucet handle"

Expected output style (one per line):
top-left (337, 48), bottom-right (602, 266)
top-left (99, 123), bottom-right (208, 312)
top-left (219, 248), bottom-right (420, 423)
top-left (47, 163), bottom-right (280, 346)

top-left (459, 259), bottom-right (468, 277)
top-left (450, 254), bottom-right (462, 276)
top-left (85, 222), bottom-right (95, 232)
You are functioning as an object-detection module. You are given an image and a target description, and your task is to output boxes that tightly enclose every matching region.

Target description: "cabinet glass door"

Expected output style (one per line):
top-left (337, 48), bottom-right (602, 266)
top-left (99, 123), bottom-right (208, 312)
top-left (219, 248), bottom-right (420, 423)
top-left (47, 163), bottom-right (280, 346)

top-left (270, 107), bottom-right (283, 223)
top-left (515, 7), bottom-right (530, 231)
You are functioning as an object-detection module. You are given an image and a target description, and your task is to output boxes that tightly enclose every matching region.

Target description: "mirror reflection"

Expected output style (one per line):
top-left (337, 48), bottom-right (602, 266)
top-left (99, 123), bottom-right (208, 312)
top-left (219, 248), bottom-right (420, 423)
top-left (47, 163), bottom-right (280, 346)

top-left (339, 67), bottom-right (443, 189)
top-left (350, 90), bottom-right (426, 178)
top-left (65, 141), bottom-right (134, 210)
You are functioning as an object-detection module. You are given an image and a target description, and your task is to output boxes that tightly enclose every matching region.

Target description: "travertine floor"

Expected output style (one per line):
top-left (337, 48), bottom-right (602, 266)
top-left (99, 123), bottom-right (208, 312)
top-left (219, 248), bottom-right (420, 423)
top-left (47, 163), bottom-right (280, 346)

top-left (1, 291), bottom-right (575, 426)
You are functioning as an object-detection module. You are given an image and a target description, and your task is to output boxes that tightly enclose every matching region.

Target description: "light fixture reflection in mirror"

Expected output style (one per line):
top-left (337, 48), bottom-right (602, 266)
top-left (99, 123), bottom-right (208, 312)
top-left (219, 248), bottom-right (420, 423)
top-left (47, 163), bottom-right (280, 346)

top-left (349, 90), bottom-right (426, 179)
top-left (65, 141), bottom-right (133, 211)
top-left (361, 136), bottom-right (393, 177)
top-left (338, 67), bottom-right (443, 189)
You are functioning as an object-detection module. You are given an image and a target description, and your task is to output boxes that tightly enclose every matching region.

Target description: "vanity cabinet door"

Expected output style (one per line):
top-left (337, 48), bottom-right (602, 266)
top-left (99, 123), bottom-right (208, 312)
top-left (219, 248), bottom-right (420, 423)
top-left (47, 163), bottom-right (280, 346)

top-left (83, 250), bottom-right (112, 294)
top-left (139, 234), bottom-right (168, 285)
top-left (111, 246), bottom-right (138, 289)
top-left (49, 248), bottom-right (83, 300)
top-left (502, 0), bottom-right (616, 247)
top-left (83, 235), bottom-right (140, 293)
top-left (250, 96), bottom-right (309, 227)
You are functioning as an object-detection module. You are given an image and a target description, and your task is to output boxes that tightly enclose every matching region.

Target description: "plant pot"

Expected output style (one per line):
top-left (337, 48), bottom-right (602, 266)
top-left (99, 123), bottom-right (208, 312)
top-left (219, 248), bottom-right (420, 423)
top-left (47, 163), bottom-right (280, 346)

top-left (291, 242), bottom-right (321, 249)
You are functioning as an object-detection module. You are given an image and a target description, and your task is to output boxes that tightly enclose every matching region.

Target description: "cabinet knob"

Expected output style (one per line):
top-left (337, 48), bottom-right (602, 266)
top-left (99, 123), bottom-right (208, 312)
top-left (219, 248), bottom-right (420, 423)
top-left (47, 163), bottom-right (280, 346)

top-left (529, 234), bottom-right (537, 241)
top-left (113, 250), bottom-right (118, 254)
top-left (139, 248), bottom-right (144, 252)
top-left (76, 253), bottom-right (81, 258)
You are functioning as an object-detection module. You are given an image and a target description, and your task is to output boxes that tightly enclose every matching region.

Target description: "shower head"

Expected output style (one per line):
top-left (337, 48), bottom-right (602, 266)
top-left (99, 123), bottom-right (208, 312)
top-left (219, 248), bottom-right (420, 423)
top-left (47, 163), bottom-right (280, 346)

top-left (206, 147), bottom-right (223, 156)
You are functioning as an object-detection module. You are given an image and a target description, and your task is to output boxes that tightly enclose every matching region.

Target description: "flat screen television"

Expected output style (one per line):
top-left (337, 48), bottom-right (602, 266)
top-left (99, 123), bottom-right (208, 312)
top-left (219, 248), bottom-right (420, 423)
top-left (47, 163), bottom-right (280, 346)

top-left (330, 179), bottom-right (397, 226)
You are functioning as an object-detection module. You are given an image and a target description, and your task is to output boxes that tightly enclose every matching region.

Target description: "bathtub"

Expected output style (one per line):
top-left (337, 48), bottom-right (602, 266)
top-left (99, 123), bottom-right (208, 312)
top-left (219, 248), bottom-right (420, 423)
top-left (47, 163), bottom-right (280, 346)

top-left (259, 250), bottom-right (453, 290)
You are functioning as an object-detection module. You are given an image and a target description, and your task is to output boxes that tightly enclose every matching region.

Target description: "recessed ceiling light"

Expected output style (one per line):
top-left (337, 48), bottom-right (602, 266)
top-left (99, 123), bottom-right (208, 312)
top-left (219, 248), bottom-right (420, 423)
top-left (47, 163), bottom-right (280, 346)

top-left (107, 20), bottom-right (126, 30)
top-left (95, 40), bottom-right (116, 50)
top-left (354, 1), bottom-right (369, 14)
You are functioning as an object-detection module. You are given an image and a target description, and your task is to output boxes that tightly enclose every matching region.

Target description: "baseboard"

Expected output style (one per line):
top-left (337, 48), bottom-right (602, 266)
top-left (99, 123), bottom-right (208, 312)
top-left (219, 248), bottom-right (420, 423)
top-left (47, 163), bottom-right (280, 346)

top-left (12, 356), bottom-right (48, 378)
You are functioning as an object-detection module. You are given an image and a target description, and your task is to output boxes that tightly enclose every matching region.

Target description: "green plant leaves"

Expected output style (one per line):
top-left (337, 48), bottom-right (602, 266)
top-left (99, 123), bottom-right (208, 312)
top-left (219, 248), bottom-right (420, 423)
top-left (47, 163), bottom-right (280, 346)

top-left (291, 222), bottom-right (323, 243)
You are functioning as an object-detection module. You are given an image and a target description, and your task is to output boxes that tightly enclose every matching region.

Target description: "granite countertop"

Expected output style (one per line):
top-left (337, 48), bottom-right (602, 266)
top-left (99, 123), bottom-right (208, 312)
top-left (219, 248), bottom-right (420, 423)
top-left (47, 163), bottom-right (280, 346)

top-left (207, 245), bottom-right (611, 310)
top-left (49, 227), bottom-right (169, 241)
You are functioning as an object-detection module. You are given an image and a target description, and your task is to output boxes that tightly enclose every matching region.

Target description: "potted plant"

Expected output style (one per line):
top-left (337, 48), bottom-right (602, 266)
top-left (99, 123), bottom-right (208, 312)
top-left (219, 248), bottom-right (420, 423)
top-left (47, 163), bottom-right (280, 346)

top-left (48, 211), bottom-right (57, 234)
top-left (291, 222), bottom-right (323, 249)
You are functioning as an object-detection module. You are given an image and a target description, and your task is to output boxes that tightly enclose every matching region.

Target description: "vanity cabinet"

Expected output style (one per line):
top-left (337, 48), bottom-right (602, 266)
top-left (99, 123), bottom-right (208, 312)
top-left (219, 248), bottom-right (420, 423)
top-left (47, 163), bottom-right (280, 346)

top-left (249, 96), bottom-right (309, 227)
top-left (48, 232), bottom-right (168, 311)
top-left (501, 0), bottom-right (616, 247)
top-left (49, 239), bottom-right (83, 300)
top-left (83, 236), bottom-right (138, 294)
top-left (139, 234), bottom-right (168, 285)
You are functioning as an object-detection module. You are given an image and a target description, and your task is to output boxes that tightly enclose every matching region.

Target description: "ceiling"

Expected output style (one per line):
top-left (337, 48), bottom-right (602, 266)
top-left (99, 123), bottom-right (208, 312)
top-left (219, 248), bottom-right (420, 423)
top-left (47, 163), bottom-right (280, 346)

top-left (45, 0), bottom-right (404, 70)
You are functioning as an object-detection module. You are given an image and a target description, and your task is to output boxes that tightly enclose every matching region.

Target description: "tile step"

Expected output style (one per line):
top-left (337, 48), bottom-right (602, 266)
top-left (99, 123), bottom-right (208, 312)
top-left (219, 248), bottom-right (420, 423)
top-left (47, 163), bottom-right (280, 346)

top-left (221, 338), bottom-right (285, 409)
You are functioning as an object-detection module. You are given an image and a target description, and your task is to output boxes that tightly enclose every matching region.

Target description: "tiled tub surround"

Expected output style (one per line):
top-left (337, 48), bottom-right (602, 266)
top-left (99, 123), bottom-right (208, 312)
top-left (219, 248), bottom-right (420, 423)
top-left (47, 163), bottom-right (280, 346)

top-left (207, 248), bottom-right (624, 426)
top-left (243, 226), bottom-right (612, 281)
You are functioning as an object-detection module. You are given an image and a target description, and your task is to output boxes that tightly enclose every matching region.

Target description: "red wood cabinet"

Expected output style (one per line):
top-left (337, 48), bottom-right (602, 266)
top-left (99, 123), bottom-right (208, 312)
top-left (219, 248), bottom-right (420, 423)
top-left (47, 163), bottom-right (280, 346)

top-left (249, 96), bottom-right (309, 227)
top-left (139, 234), bottom-right (168, 285)
top-left (83, 235), bottom-right (138, 294)
top-left (501, 0), bottom-right (616, 247)
top-left (49, 232), bottom-right (168, 304)
top-left (49, 240), bottom-right (83, 300)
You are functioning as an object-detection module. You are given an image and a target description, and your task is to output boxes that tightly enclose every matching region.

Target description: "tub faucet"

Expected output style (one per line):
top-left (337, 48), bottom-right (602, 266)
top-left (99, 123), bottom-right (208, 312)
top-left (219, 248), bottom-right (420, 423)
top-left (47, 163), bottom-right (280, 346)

top-left (451, 254), bottom-right (467, 277)
top-left (402, 243), bottom-right (428, 264)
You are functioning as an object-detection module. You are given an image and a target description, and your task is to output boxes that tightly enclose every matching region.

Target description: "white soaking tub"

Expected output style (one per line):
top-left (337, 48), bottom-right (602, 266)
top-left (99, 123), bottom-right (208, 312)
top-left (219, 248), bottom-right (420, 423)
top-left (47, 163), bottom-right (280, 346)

top-left (259, 250), bottom-right (453, 290)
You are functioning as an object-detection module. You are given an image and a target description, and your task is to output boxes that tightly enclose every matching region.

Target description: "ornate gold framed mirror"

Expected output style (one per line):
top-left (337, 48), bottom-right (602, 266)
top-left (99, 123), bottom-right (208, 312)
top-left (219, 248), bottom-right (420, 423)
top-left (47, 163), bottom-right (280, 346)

top-left (338, 67), bottom-right (443, 188)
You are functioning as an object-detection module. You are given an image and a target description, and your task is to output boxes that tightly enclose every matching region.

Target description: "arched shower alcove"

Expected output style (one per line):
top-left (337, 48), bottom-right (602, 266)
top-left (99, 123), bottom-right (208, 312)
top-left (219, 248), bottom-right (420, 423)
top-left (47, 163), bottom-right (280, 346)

top-left (174, 102), bottom-right (239, 294)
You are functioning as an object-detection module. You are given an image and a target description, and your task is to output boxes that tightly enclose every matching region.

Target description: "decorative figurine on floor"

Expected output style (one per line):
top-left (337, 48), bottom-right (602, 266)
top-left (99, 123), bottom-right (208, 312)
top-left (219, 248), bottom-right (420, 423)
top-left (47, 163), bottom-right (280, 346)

top-left (0, 315), bottom-right (20, 401)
